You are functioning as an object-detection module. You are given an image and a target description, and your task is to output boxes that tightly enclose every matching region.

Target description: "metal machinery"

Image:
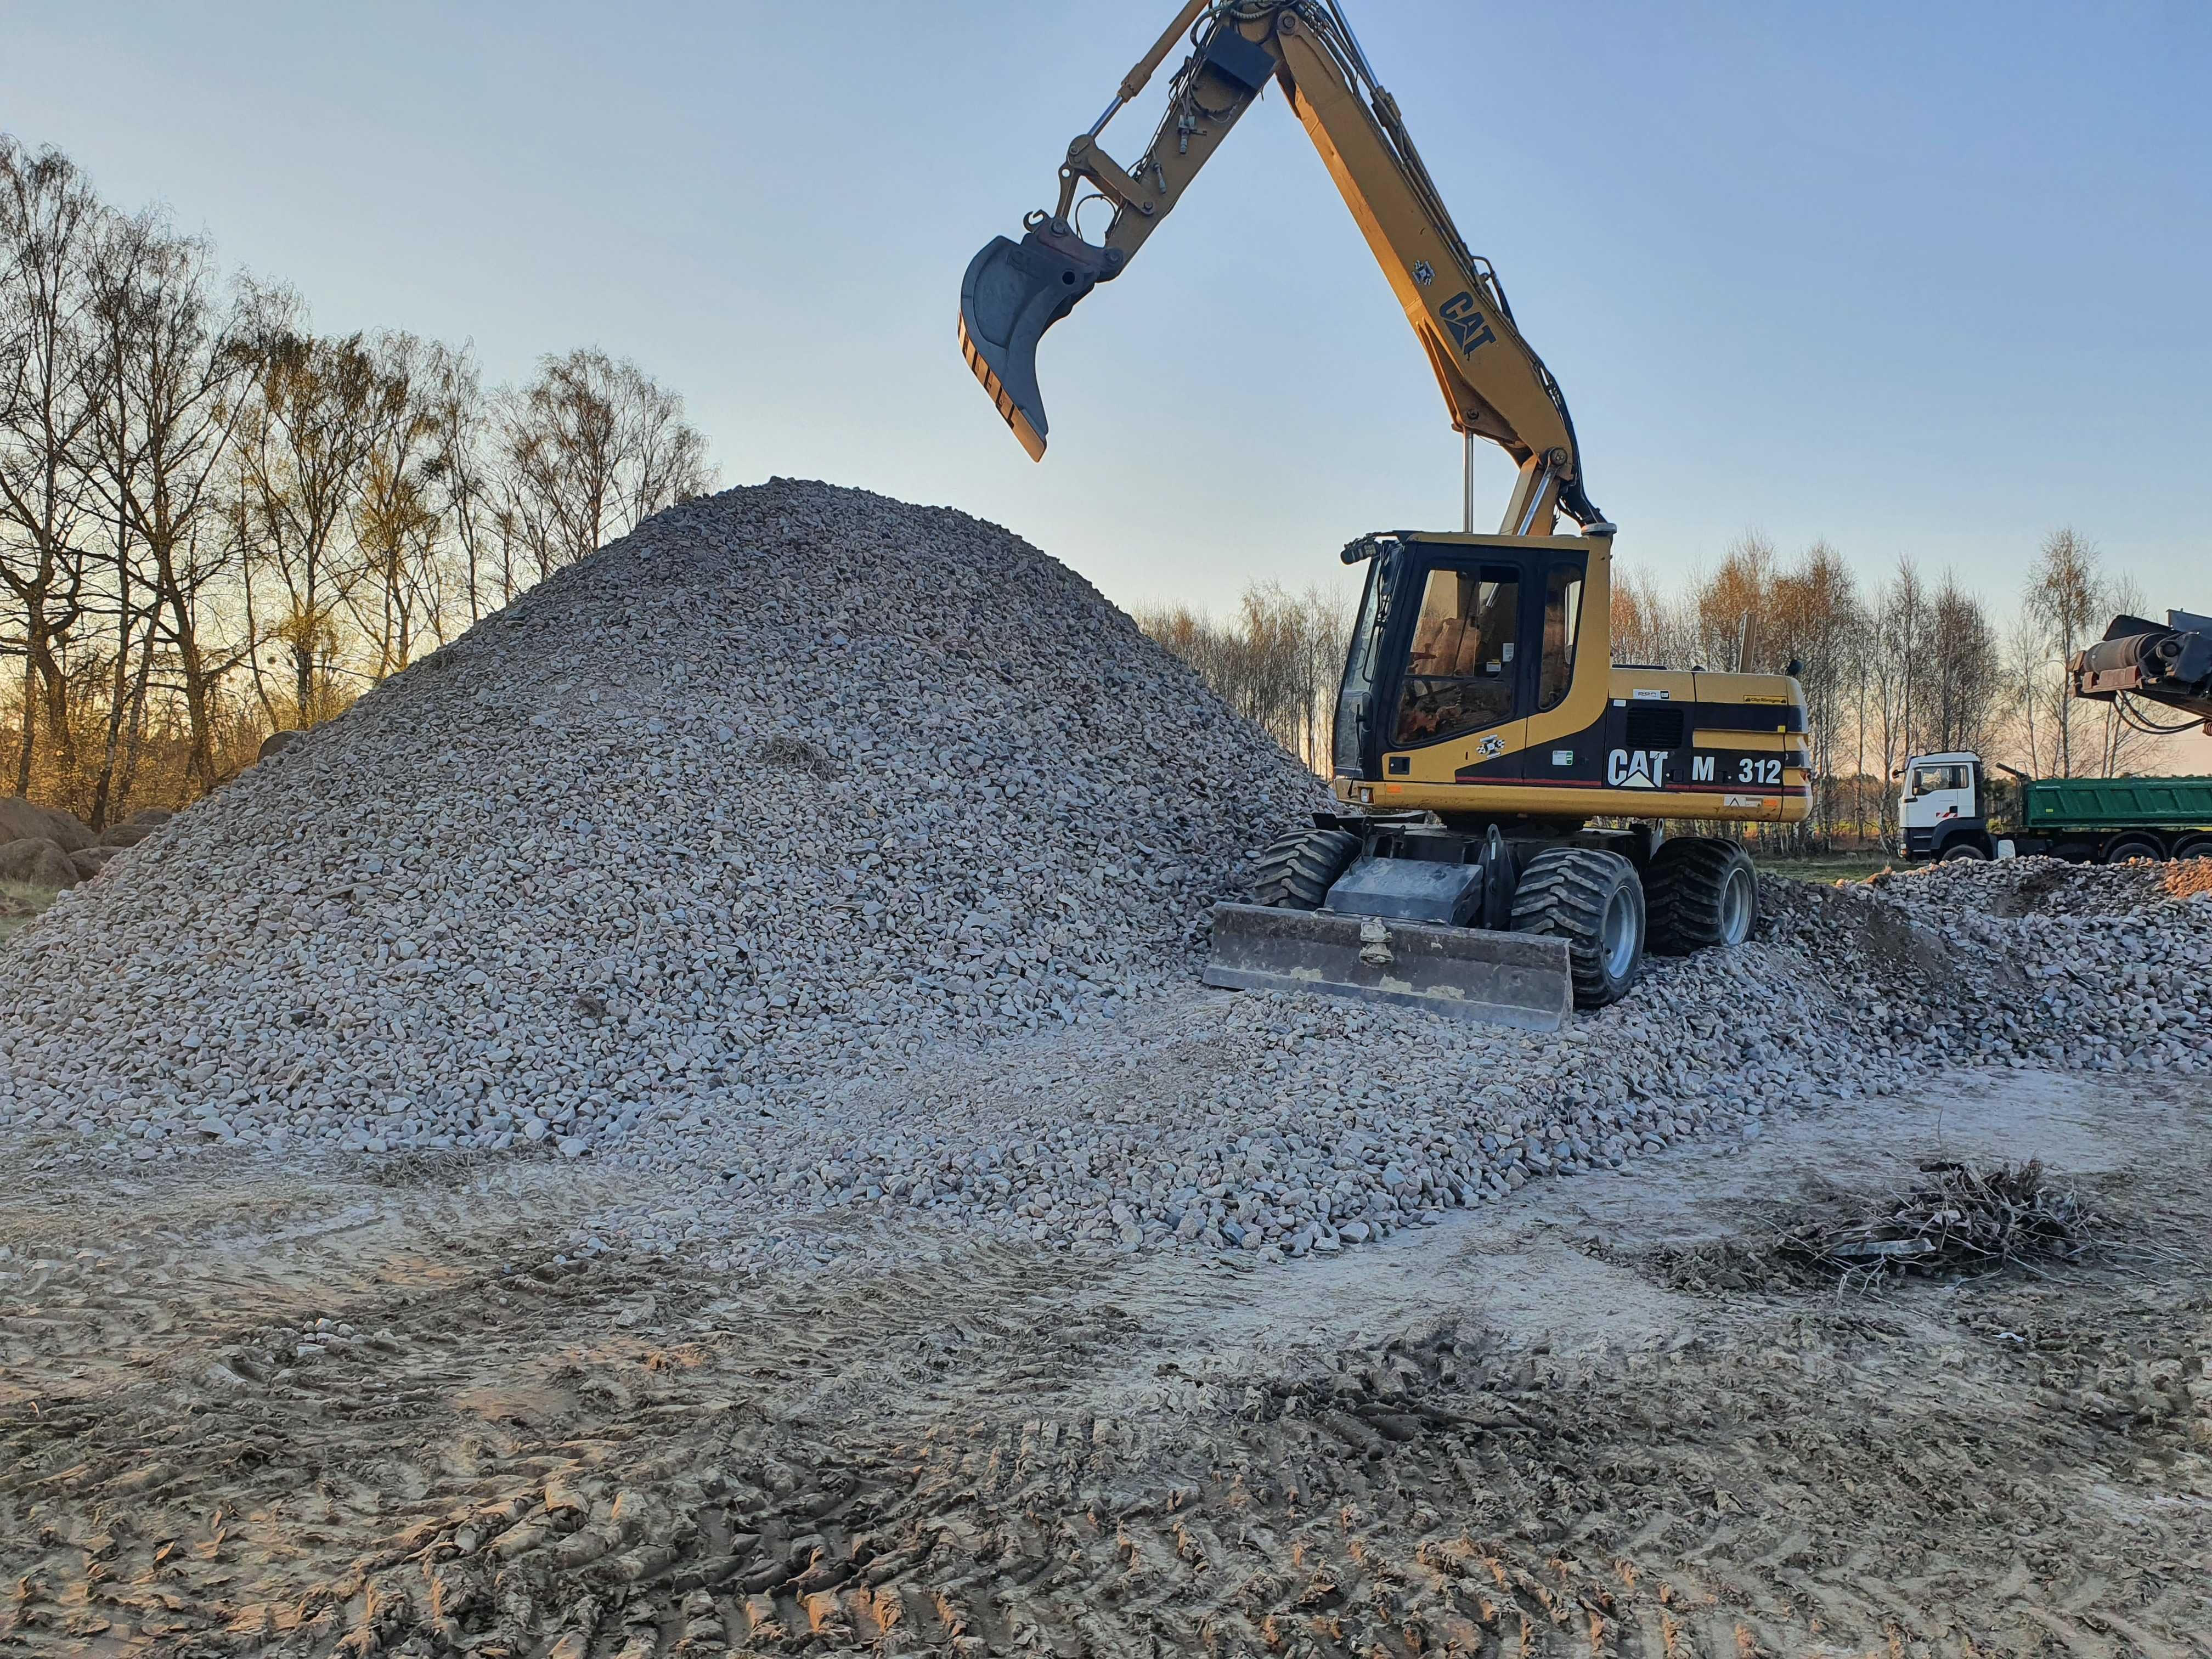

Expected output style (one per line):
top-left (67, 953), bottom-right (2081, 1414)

top-left (1900, 607), bottom-right (2212, 866)
top-left (958, 2), bottom-right (1812, 1029)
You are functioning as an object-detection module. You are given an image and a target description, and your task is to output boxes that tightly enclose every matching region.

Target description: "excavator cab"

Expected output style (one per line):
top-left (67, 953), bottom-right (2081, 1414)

top-left (1330, 535), bottom-right (1589, 787)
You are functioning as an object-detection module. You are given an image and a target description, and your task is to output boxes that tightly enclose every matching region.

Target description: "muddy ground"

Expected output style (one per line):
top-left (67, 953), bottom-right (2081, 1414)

top-left (2, 1065), bottom-right (2207, 1658)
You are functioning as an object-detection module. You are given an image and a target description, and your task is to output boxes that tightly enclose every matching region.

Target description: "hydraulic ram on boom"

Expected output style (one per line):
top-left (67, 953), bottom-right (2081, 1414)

top-left (959, 0), bottom-right (1606, 538)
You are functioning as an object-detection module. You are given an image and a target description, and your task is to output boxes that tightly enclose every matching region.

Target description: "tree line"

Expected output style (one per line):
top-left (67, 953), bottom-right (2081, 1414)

top-left (1141, 526), bottom-right (2177, 846)
top-left (1, 137), bottom-right (714, 826)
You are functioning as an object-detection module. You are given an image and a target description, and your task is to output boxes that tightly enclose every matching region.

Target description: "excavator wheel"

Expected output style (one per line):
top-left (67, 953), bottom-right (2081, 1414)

top-left (1252, 827), bottom-right (1362, 911)
top-left (1510, 848), bottom-right (1645, 1009)
top-left (1645, 837), bottom-right (1759, 956)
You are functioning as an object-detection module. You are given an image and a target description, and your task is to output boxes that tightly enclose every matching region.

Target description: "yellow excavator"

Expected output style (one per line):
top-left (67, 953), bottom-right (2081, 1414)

top-left (960, 0), bottom-right (1810, 1030)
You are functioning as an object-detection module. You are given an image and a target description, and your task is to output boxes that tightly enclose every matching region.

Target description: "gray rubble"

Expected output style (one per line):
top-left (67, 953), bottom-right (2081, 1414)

top-left (1, 479), bottom-right (2208, 1269)
top-left (0, 479), bottom-right (1321, 1163)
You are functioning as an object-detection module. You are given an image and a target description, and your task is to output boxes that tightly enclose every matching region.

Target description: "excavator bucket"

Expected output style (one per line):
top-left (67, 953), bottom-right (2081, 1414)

top-left (958, 232), bottom-right (1109, 460)
top-left (1201, 904), bottom-right (1574, 1032)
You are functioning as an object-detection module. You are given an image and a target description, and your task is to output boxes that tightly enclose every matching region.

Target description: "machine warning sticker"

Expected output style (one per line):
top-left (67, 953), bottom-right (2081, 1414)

top-left (1723, 794), bottom-right (1762, 809)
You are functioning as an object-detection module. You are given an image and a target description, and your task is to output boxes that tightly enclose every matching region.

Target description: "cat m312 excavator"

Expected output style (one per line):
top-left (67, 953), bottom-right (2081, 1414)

top-left (958, 0), bottom-right (1812, 1031)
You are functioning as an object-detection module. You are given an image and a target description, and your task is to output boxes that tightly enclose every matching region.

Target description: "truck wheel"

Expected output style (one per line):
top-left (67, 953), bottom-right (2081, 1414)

top-left (2103, 836), bottom-right (2164, 864)
top-left (1645, 837), bottom-right (1758, 956)
top-left (2176, 835), bottom-right (2212, 861)
top-left (1942, 843), bottom-right (1990, 862)
top-left (1252, 827), bottom-right (1362, 910)
top-left (1510, 848), bottom-right (1645, 1008)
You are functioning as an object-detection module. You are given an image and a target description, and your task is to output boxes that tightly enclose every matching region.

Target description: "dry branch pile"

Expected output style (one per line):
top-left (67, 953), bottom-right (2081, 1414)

top-left (1774, 1159), bottom-right (2100, 1280)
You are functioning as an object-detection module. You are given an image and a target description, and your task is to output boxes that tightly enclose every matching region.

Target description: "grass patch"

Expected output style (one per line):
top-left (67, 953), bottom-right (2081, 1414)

top-left (1755, 853), bottom-right (1894, 884)
top-left (0, 878), bottom-right (61, 943)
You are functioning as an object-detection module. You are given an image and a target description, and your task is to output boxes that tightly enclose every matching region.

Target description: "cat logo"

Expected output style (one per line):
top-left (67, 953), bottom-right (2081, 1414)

top-left (1438, 291), bottom-right (1497, 356)
top-left (1606, 748), bottom-right (1670, 788)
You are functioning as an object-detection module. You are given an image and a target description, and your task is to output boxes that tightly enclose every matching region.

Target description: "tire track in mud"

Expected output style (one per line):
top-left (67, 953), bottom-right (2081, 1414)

top-left (7, 1231), bottom-right (2210, 1656)
top-left (4, 1104), bottom-right (2211, 1658)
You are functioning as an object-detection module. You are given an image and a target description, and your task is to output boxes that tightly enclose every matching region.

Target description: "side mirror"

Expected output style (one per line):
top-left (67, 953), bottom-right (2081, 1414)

top-left (1784, 657), bottom-right (1803, 678)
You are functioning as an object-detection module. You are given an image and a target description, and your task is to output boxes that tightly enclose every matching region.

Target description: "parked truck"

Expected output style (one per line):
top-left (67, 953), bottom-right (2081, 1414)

top-left (1899, 754), bottom-right (2212, 864)
top-left (1899, 606), bottom-right (2212, 865)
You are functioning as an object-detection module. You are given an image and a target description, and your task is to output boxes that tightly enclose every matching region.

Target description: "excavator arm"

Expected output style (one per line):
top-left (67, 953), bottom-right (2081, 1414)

top-left (959, 1), bottom-right (1607, 534)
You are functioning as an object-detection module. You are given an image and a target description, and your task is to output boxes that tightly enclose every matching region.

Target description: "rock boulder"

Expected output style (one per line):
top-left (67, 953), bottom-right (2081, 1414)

top-left (0, 837), bottom-right (80, 889)
top-left (0, 798), bottom-right (93, 853)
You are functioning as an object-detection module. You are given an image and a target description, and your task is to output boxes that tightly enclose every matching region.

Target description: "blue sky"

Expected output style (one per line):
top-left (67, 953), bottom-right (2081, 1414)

top-left (5, 1), bottom-right (2206, 630)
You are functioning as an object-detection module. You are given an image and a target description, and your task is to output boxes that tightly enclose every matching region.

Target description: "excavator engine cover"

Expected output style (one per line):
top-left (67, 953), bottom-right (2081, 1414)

top-left (960, 231), bottom-right (1121, 460)
top-left (1202, 904), bottom-right (1573, 1032)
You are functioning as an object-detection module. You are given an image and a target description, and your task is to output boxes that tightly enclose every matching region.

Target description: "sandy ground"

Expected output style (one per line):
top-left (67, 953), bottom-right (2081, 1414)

top-left (2, 1063), bottom-right (2208, 1658)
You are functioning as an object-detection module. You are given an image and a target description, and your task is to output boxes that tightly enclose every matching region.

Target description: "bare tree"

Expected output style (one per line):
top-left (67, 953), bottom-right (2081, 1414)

top-left (82, 208), bottom-right (255, 796)
top-left (232, 318), bottom-right (406, 726)
top-left (1698, 532), bottom-right (1776, 670)
top-left (347, 332), bottom-right (447, 678)
top-left (1923, 574), bottom-right (2002, 754)
top-left (2022, 528), bottom-right (2105, 778)
top-left (1766, 541), bottom-right (1864, 843)
top-left (417, 341), bottom-right (496, 623)
top-left (1, 139), bottom-right (730, 820)
top-left (498, 348), bottom-right (712, 579)
top-left (1138, 582), bottom-right (1353, 773)
top-left (0, 138), bottom-right (103, 793)
top-left (1865, 559), bottom-right (1929, 831)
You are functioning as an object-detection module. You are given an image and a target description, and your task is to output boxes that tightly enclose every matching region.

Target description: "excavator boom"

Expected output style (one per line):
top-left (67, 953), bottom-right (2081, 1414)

top-left (959, 1), bottom-right (1604, 533)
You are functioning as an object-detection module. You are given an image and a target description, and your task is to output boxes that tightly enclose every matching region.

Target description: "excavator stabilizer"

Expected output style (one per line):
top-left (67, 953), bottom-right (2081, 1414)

top-left (959, 233), bottom-right (1109, 460)
top-left (1201, 903), bottom-right (1574, 1032)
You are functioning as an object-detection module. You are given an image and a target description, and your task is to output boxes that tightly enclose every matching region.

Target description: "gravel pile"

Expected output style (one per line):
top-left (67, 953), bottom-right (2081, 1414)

top-left (573, 856), bottom-right (2209, 1263)
top-left (0, 479), bottom-right (1323, 1160)
top-left (1, 477), bottom-right (2207, 1270)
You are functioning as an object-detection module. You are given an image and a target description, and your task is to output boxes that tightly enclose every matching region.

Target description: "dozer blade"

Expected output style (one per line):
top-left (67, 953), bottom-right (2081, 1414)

top-left (958, 231), bottom-right (1113, 460)
top-left (1201, 904), bottom-right (1574, 1033)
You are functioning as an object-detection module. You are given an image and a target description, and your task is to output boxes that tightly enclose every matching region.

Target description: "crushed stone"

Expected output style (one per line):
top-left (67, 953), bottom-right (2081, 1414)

top-left (2, 481), bottom-right (2208, 1268)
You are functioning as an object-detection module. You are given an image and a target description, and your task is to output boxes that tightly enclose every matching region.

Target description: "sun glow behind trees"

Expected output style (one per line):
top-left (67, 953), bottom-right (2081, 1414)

top-left (1143, 529), bottom-right (2185, 848)
top-left (0, 137), bottom-right (713, 825)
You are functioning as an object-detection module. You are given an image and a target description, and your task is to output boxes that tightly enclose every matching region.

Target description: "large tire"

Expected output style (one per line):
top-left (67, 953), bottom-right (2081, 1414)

top-left (1510, 848), bottom-right (1646, 1009)
top-left (1645, 837), bottom-right (1759, 956)
top-left (1252, 827), bottom-right (1362, 911)
top-left (1942, 842), bottom-right (1990, 862)
top-left (2103, 836), bottom-right (2164, 864)
top-left (2175, 835), bottom-right (2212, 861)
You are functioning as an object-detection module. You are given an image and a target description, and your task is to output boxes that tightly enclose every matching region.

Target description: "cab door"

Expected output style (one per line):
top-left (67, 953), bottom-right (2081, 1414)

top-left (1381, 557), bottom-right (1532, 780)
top-left (1904, 759), bottom-right (1978, 853)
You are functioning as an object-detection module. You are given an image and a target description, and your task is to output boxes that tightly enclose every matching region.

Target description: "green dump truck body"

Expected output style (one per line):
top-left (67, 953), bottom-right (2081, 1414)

top-left (2022, 775), bottom-right (2212, 832)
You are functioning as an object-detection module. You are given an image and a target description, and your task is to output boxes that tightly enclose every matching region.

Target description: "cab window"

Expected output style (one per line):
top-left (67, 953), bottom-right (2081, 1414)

top-left (1912, 764), bottom-right (1967, 794)
top-left (1539, 563), bottom-right (1583, 712)
top-left (1395, 565), bottom-right (1519, 747)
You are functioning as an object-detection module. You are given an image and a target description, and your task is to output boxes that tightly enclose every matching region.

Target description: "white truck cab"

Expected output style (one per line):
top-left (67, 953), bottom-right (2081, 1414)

top-left (1899, 751), bottom-right (1993, 860)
